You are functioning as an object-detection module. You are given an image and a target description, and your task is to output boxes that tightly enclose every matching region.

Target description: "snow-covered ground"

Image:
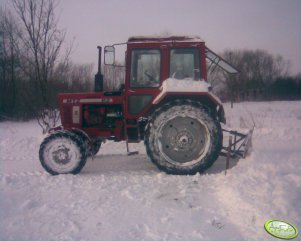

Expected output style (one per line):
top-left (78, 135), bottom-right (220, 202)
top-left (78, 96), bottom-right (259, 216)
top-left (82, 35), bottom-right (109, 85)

top-left (0, 101), bottom-right (300, 241)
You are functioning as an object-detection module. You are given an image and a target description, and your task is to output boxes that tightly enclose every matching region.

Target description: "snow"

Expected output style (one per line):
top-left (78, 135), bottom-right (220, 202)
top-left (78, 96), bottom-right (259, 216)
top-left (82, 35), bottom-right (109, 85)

top-left (160, 78), bottom-right (210, 92)
top-left (153, 78), bottom-right (222, 105)
top-left (128, 35), bottom-right (204, 43)
top-left (1, 101), bottom-right (301, 241)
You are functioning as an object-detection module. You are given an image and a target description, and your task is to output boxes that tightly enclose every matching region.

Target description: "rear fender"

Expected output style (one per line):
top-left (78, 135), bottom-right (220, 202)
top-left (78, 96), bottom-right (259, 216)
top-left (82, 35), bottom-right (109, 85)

top-left (149, 93), bottom-right (226, 124)
top-left (149, 78), bottom-right (226, 123)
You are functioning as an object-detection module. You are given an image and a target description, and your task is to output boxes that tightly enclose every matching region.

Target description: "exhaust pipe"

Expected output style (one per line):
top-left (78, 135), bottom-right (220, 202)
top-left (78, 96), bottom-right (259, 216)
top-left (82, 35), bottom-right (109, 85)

top-left (94, 46), bottom-right (103, 92)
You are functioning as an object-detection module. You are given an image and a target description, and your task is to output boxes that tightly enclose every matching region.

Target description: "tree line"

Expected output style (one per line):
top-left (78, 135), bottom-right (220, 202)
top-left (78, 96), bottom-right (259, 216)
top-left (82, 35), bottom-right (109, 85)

top-left (210, 49), bottom-right (301, 101)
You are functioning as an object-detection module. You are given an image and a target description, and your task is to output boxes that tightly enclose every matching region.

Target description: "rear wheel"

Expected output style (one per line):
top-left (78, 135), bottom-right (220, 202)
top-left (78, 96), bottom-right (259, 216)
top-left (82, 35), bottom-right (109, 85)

top-left (145, 100), bottom-right (222, 175)
top-left (39, 131), bottom-right (88, 175)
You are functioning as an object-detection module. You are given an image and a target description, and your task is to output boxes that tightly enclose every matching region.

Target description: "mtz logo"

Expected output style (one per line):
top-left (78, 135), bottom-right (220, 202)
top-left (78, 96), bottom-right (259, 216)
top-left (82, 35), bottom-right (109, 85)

top-left (63, 98), bottom-right (114, 104)
top-left (63, 99), bottom-right (80, 104)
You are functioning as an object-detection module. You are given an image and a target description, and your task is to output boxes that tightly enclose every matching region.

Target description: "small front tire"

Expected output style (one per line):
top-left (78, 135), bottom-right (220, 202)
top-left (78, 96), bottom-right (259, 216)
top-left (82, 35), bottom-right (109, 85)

top-left (39, 131), bottom-right (88, 175)
top-left (70, 130), bottom-right (102, 157)
top-left (90, 139), bottom-right (102, 156)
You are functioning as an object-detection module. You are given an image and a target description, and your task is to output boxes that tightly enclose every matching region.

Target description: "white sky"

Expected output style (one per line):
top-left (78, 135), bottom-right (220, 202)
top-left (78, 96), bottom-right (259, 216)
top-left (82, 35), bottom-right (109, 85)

top-left (3, 0), bottom-right (301, 75)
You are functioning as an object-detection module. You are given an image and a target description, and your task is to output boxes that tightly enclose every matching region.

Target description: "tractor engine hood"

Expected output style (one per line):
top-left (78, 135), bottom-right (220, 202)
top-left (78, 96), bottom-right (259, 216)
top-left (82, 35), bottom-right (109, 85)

top-left (58, 92), bottom-right (118, 105)
top-left (58, 92), bottom-right (124, 128)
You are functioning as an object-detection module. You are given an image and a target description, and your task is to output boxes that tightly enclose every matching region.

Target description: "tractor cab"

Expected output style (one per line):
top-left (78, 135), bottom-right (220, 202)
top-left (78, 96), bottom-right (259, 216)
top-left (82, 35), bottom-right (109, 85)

top-left (101, 36), bottom-right (237, 121)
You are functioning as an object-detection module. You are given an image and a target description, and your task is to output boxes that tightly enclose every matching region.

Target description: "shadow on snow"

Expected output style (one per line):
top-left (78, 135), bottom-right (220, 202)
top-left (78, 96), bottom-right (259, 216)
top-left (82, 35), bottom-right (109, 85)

top-left (81, 153), bottom-right (239, 175)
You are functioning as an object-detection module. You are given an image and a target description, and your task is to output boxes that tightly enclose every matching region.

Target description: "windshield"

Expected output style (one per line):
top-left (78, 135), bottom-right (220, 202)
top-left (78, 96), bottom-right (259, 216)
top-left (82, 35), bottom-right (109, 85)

top-left (169, 48), bottom-right (200, 80)
top-left (130, 49), bottom-right (161, 88)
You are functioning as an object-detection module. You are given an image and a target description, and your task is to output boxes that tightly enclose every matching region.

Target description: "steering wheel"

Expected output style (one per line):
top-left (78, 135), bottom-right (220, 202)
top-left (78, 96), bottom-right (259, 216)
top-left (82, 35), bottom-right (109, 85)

top-left (144, 70), bottom-right (156, 82)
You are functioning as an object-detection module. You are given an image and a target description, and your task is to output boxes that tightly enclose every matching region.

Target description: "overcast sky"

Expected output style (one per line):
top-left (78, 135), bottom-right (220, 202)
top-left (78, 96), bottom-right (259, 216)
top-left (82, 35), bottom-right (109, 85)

top-left (55, 0), bottom-right (301, 74)
top-left (3, 0), bottom-right (301, 74)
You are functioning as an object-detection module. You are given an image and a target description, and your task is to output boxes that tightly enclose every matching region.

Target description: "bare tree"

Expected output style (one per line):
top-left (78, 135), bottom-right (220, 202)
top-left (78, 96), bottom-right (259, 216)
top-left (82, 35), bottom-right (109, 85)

top-left (0, 8), bottom-right (20, 119)
top-left (12, 0), bottom-right (69, 133)
top-left (52, 61), bottom-right (94, 93)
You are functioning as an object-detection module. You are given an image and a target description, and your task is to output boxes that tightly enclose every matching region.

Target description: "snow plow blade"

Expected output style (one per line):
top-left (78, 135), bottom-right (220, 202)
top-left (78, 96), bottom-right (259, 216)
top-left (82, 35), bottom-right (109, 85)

top-left (220, 127), bottom-right (254, 158)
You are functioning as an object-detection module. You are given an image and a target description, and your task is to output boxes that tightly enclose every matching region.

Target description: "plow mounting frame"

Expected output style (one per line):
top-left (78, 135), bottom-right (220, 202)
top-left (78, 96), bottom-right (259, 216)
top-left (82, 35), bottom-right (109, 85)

top-left (220, 127), bottom-right (254, 158)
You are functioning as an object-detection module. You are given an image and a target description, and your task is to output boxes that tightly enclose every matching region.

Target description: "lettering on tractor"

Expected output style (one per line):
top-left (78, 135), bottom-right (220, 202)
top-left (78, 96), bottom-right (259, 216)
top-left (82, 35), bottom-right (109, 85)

top-left (39, 36), bottom-right (252, 175)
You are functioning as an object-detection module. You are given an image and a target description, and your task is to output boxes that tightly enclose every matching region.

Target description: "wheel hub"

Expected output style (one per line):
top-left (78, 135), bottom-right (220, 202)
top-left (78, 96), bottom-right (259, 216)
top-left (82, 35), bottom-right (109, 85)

top-left (160, 116), bottom-right (207, 164)
top-left (52, 146), bottom-right (71, 165)
top-left (175, 131), bottom-right (193, 150)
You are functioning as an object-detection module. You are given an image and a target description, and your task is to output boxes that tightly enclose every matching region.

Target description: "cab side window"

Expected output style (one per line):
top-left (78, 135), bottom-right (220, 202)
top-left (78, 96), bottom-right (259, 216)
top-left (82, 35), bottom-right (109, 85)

top-left (169, 48), bottom-right (200, 80)
top-left (130, 49), bottom-right (161, 87)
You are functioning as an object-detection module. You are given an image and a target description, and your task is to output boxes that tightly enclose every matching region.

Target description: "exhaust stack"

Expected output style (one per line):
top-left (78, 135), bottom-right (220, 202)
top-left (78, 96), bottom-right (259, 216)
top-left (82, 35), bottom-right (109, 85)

top-left (94, 46), bottom-right (103, 92)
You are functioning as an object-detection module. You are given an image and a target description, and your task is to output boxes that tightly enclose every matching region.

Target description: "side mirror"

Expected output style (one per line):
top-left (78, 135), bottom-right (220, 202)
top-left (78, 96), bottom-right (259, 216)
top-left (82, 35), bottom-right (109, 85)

top-left (104, 46), bottom-right (115, 65)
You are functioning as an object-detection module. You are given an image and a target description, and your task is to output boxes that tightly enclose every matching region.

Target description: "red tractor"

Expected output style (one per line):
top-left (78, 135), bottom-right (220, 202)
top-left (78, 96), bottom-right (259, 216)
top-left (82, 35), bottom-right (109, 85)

top-left (39, 36), bottom-right (248, 175)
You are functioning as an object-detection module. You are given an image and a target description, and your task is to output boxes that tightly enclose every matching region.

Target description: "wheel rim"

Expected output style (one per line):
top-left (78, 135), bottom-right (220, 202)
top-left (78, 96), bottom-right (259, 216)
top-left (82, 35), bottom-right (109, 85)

top-left (43, 137), bottom-right (81, 173)
top-left (158, 116), bottom-right (210, 166)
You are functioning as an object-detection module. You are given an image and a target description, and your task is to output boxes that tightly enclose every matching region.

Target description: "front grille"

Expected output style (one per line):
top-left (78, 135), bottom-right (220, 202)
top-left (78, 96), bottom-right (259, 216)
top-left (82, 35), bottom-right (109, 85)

top-left (62, 106), bottom-right (72, 124)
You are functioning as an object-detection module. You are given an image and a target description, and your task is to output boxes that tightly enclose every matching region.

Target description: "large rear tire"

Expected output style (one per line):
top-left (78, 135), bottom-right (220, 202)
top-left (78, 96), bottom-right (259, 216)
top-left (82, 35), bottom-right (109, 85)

top-left (145, 100), bottom-right (222, 175)
top-left (39, 131), bottom-right (88, 175)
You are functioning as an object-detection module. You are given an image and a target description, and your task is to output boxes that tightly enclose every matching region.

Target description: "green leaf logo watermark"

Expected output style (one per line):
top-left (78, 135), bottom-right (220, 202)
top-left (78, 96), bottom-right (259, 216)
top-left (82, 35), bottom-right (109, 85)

top-left (264, 219), bottom-right (298, 239)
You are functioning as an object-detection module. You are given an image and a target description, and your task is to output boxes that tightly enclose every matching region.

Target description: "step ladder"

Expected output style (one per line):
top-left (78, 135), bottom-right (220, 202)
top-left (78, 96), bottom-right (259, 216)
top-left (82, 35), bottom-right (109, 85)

top-left (123, 119), bottom-right (139, 156)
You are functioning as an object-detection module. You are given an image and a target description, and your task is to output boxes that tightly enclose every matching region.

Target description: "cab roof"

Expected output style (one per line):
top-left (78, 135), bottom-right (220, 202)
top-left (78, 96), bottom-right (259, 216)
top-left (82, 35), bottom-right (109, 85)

top-left (128, 35), bottom-right (204, 43)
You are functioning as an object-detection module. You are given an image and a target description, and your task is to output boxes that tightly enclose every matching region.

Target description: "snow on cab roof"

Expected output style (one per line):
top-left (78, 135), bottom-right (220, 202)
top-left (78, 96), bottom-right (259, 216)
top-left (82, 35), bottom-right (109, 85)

top-left (128, 35), bottom-right (204, 43)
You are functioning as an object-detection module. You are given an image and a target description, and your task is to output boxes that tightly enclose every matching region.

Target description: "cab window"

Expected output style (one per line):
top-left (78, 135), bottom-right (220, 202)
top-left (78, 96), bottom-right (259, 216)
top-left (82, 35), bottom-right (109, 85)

top-left (130, 49), bottom-right (161, 88)
top-left (169, 48), bottom-right (200, 80)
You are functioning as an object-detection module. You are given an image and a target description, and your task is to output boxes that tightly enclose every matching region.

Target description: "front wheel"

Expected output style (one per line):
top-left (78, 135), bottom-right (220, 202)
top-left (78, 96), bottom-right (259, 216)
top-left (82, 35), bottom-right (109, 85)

top-left (39, 131), bottom-right (88, 175)
top-left (145, 101), bottom-right (222, 175)
top-left (70, 130), bottom-right (102, 157)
